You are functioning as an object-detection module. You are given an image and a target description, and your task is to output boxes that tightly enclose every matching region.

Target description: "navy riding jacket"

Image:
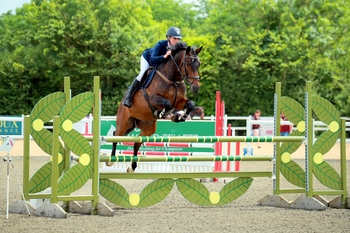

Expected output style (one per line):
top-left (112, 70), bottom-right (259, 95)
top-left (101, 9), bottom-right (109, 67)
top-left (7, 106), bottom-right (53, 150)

top-left (142, 40), bottom-right (169, 67)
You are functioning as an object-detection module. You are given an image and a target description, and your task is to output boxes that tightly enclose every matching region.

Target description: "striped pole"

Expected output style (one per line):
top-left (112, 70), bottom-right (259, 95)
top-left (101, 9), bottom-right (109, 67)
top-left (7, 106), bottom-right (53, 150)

top-left (114, 142), bottom-right (214, 148)
top-left (105, 150), bottom-right (214, 156)
top-left (98, 155), bottom-right (273, 163)
top-left (97, 135), bottom-right (305, 143)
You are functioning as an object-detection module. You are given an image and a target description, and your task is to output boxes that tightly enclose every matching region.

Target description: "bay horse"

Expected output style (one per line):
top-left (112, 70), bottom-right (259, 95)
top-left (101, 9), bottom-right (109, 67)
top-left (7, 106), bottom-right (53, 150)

top-left (110, 42), bottom-right (203, 172)
top-left (165, 106), bottom-right (205, 120)
top-left (188, 106), bottom-right (205, 120)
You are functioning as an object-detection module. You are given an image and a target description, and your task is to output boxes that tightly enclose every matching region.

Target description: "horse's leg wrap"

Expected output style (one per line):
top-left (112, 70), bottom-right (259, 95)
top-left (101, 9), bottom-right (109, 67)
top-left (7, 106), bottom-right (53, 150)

top-left (180, 100), bottom-right (195, 121)
top-left (154, 108), bottom-right (167, 119)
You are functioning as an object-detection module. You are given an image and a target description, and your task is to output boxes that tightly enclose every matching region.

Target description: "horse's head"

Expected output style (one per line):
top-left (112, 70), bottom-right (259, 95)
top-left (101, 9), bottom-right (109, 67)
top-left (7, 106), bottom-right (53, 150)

top-left (170, 42), bottom-right (203, 94)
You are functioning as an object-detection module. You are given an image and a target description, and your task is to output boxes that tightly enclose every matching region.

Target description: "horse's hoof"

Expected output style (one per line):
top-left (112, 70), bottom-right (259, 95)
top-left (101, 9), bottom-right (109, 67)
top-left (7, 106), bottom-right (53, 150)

top-left (106, 162), bottom-right (114, 167)
top-left (127, 167), bottom-right (134, 173)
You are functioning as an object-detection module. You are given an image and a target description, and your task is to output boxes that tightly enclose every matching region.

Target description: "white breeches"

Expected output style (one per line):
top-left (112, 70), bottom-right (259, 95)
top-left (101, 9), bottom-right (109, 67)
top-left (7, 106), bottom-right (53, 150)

top-left (135, 55), bottom-right (150, 81)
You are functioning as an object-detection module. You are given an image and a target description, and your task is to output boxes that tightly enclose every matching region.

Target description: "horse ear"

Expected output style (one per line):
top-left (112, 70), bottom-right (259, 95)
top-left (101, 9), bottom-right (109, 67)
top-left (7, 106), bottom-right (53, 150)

top-left (196, 46), bottom-right (203, 54)
top-left (186, 46), bottom-right (191, 53)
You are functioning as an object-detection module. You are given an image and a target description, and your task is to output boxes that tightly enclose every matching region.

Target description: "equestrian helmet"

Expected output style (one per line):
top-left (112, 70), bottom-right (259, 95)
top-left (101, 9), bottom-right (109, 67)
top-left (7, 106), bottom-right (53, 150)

top-left (166, 27), bottom-right (182, 39)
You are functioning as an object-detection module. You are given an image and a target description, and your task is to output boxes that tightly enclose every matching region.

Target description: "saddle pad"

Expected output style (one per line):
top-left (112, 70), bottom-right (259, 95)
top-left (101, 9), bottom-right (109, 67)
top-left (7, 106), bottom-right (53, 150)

top-left (141, 68), bottom-right (157, 89)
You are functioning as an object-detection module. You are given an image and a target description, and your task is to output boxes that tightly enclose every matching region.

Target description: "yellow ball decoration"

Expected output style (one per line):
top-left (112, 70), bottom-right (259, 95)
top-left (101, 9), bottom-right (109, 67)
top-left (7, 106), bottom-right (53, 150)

top-left (297, 121), bottom-right (305, 132)
top-left (329, 121), bottom-right (339, 133)
top-left (50, 153), bottom-right (63, 163)
top-left (281, 152), bottom-right (291, 164)
top-left (62, 119), bottom-right (73, 132)
top-left (210, 192), bottom-right (220, 204)
top-left (129, 193), bottom-right (140, 206)
top-left (313, 152), bottom-right (323, 165)
top-left (79, 153), bottom-right (90, 166)
top-left (32, 119), bottom-right (44, 132)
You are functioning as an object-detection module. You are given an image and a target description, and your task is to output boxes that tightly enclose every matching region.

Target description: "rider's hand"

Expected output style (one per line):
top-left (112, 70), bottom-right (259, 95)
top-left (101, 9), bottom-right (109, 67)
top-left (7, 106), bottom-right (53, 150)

top-left (164, 50), bottom-right (172, 58)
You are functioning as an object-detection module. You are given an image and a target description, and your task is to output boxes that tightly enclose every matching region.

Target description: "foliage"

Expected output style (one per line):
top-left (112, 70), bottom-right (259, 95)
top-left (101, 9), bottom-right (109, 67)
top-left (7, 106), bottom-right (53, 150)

top-left (0, 0), bottom-right (349, 119)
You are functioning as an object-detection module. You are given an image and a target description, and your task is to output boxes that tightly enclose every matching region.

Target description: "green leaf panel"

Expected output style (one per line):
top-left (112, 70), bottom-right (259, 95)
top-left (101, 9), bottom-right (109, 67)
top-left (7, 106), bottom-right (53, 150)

top-left (313, 161), bottom-right (342, 190)
top-left (312, 130), bottom-right (340, 157)
top-left (58, 163), bottom-right (92, 195)
top-left (281, 97), bottom-right (305, 125)
top-left (59, 130), bottom-right (92, 157)
top-left (176, 178), bottom-right (212, 206)
top-left (138, 179), bottom-right (175, 207)
top-left (217, 177), bottom-right (253, 206)
top-left (312, 96), bottom-right (340, 125)
top-left (99, 179), bottom-right (132, 208)
top-left (280, 141), bottom-right (303, 158)
top-left (30, 128), bottom-right (65, 156)
top-left (280, 160), bottom-right (305, 188)
top-left (28, 161), bottom-right (64, 193)
top-left (59, 92), bottom-right (94, 124)
top-left (29, 92), bottom-right (66, 123)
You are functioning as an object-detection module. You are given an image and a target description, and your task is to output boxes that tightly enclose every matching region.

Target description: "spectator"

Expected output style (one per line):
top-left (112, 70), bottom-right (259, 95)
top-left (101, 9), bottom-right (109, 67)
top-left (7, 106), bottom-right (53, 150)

top-left (280, 112), bottom-right (292, 136)
top-left (252, 110), bottom-right (262, 148)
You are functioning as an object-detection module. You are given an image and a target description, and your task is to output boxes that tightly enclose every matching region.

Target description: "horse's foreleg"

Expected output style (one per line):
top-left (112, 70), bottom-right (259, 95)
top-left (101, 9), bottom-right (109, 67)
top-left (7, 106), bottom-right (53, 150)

top-left (173, 100), bottom-right (195, 122)
top-left (152, 95), bottom-right (172, 119)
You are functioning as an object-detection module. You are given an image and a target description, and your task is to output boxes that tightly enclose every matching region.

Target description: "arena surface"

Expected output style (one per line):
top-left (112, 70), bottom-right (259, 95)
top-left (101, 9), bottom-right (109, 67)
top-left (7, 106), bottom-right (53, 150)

top-left (0, 140), bottom-right (349, 232)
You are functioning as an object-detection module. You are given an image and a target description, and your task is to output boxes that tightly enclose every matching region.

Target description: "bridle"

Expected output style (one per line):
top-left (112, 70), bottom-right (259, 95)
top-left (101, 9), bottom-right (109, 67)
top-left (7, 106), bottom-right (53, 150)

top-left (169, 49), bottom-right (200, 87)
top-left (151, 48), bottom-right (201, 109)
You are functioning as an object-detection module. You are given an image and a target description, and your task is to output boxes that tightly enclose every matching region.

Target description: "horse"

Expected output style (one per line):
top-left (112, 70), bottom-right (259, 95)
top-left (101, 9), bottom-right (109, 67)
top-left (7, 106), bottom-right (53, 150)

top-left (110, 42), bottom-right (203, 172)
top-left (165, 106), bottom-right (205, 120)
top-left (188, 106), bottom-right (205, 120)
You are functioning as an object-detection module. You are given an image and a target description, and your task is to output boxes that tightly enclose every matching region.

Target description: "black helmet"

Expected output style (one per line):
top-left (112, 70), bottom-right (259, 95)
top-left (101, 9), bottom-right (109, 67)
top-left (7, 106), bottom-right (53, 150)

top-left (166, 26), bottom-right (182, 39)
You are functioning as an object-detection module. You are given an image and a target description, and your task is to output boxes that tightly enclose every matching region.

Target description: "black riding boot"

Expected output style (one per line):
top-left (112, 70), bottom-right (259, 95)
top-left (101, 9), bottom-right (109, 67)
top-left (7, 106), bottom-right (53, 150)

top-left (123, 79), bottom-right (141, 108)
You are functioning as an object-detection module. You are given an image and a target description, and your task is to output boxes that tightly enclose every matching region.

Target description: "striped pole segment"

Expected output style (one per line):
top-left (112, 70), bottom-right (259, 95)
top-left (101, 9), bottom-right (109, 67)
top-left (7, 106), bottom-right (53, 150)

top-left (109, 150), bottom-right (214, 156)
top-left (96, 136), bottom-right (305, 143)
top-left (114, 142), bottom-right (214, 148)
top-left (99, 155), bottom-right (273, 163)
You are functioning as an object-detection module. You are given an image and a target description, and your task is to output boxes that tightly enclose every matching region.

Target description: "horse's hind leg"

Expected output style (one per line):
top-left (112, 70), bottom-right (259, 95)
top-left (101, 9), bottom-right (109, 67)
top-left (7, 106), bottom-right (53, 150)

top-left (127, 142), bottom-right (142, 172)
top-left (127, 121), bottom-right (157, 172)
top-left (108, 106), bottom-right (135, 167)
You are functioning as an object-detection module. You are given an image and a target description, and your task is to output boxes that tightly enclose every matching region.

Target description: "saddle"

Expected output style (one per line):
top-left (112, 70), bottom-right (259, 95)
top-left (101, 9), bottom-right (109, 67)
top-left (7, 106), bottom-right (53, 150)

top-left (140, 68), bottom-right (157, 89)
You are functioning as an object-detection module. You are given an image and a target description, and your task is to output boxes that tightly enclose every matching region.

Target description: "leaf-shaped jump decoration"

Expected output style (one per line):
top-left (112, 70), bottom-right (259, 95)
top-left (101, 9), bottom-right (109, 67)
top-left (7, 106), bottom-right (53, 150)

top-left (29, 161), bottom-right (65, 193)
top-left (58, 163), bottom-right (92, 195)
top-left (57, 92), bottom-right (95, 195)
top-left (28, 129), bottom-right (66, 193)
top-left (280, 130), bottom-right (304, 155)
top-left (60, 130), bottom-right (92, 158)
top-left (59, 92), bottom-right (94, 124)
top-left (99, 179), bottom-right (132, 208)
top-left (279, 126), bottom-right (305, 188)
top-left (280, 160), bottom-right (305, 188)
top-left (30, 128), bottom-right (65, 156)
top-left (176, 178), bottom-right (212, 206)
top-left (281, 96), bottom-right (305, 125)
top-left (312, 96), bottom-right (340, 125)
top-left (313, 130), bottom-right (340, 157)
top-left (29, 92), bottom-right (66, 123)
top-left (217, 177), bottom-right (253, 206)
top-left (138, 179), bottom-right (175, 207)
top-left (313, 161), bottom-right (342, 190)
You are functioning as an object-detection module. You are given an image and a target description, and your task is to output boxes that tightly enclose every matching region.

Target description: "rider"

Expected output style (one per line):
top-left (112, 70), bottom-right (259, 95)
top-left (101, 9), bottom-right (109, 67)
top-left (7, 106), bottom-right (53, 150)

top-left (123, 26), bottom-right (182, 108)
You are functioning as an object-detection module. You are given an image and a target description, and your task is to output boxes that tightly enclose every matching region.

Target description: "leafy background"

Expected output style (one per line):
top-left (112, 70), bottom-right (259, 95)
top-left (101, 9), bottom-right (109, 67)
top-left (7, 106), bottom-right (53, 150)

top-left (1, 0), bottom-right (349, 128)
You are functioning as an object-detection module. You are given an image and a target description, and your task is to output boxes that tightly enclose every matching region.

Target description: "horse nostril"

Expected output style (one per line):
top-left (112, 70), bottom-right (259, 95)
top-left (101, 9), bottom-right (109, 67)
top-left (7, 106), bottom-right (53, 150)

top-left (191, 86), bottom-right (200, 93)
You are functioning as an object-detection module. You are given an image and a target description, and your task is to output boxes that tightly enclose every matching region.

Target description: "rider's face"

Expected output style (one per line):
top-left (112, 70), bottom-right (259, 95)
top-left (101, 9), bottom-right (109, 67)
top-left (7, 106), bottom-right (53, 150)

top-left (169, 37), bottom-right (181, 45)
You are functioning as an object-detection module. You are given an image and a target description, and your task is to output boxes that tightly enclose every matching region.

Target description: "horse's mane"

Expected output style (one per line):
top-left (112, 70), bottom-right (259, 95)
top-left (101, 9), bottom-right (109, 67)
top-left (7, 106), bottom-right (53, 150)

top-left (170, 41), bottom-right (188, 56)
top-left (158, 42), bottom-right (188, 67)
